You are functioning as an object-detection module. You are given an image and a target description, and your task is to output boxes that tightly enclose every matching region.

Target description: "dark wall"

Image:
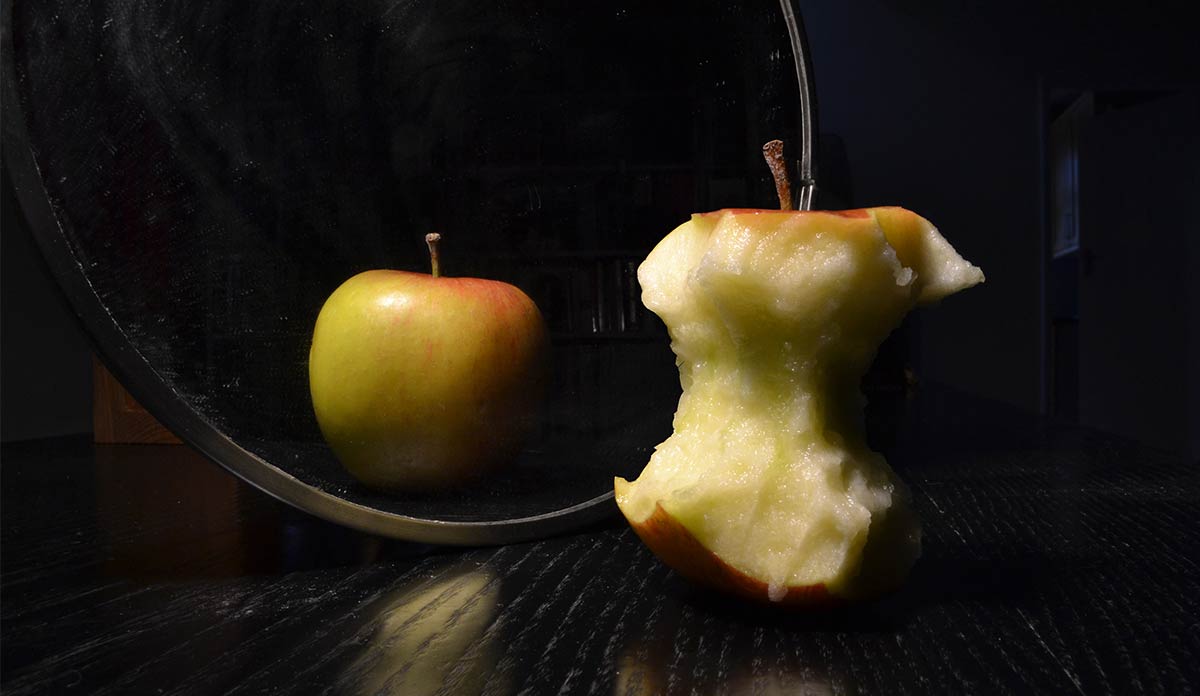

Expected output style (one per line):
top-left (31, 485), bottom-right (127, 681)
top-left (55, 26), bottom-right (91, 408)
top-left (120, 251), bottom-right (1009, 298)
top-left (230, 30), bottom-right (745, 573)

top-left (802, 0), bottom-right (1197, 414)
top-left (1074, 92), bottom-right (1198, 458)
top-left (1, 165), bottom-right (93, 441)
top-left (807, 2), bottom-right (1039, 412)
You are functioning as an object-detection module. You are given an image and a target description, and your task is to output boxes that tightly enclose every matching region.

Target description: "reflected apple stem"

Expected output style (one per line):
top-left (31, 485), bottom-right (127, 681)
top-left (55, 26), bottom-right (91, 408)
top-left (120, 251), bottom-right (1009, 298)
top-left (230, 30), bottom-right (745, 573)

top-left (425, 232), bottom-right (442, 278)
top-left (762, 139), bottom-right (793, 211)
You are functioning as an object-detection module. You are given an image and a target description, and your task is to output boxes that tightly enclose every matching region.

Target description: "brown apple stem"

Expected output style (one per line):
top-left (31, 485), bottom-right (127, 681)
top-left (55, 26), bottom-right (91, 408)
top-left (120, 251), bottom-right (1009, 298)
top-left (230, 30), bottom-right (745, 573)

top-left (762, 139), bottom-right (793, 211)
top-left (425, 233), bottom-right (442, 278)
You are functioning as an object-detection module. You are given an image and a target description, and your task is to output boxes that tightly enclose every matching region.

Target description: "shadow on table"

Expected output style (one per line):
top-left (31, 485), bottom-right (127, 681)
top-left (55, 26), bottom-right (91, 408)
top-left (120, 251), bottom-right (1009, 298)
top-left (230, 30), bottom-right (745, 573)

top-left (670, 553), bottom-right (1067, 634)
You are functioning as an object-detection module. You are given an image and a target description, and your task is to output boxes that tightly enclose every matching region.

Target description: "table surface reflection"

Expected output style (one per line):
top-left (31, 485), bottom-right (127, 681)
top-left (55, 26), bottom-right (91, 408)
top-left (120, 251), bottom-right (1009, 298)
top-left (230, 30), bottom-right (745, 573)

top-left (2, 388), bottom-right (1198, 695)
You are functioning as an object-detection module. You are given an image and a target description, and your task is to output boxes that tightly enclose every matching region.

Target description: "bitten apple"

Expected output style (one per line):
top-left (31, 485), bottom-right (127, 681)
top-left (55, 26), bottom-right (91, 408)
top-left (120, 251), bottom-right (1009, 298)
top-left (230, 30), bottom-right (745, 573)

top-left (615, 203), bottom-right (983, 605)
top-left (309, 234), bottom-right (547, 490)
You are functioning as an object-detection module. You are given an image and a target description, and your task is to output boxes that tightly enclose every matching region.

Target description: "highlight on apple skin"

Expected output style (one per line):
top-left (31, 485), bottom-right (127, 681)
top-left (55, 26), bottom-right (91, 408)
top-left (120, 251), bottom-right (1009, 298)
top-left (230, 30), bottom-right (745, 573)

top-left (309, 237), bottom-right (548, 491)
top-left (615, 206), bottom-right (984, 605)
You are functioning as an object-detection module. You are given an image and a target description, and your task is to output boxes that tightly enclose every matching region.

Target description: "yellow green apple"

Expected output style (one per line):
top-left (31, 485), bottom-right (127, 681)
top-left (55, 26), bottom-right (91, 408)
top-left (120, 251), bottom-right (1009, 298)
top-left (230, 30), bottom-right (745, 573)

top-left (309, 234), bottom-right (548, 490)
top-left (615, 206), bottom-right (983, 604)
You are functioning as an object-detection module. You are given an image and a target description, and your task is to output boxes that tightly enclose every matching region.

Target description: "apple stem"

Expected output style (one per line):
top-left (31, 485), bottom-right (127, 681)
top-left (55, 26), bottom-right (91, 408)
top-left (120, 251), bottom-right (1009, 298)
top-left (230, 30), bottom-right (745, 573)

top-left (425, 233), bottom-right (442, 278)
top-left (762, 140), bottom-right (793, 211)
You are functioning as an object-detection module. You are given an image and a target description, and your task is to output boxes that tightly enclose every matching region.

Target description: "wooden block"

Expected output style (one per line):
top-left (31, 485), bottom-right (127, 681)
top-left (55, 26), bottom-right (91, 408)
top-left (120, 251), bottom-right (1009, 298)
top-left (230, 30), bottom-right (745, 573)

top-left (92, 356), bottom-right (181, 444)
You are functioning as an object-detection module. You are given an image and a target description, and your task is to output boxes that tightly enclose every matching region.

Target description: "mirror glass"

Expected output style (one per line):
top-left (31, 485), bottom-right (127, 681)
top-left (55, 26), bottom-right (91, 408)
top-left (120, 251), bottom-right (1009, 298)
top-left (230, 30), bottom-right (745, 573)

top-left (12, 0), bottom-right (806, 528)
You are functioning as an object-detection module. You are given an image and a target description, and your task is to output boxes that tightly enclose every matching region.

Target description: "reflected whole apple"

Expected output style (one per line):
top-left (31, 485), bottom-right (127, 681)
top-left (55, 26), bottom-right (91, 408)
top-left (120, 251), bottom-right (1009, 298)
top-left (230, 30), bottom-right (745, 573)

top-left (615, 143), bottom-right (984, 605)
top-left (309, 234), bottom-right (547, 490)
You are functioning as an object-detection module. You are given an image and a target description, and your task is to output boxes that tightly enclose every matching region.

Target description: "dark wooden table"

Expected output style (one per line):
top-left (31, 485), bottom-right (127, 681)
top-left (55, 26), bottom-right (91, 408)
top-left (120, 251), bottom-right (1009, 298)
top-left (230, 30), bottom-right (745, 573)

top-left (3, 389), bottom-right (1198, 695)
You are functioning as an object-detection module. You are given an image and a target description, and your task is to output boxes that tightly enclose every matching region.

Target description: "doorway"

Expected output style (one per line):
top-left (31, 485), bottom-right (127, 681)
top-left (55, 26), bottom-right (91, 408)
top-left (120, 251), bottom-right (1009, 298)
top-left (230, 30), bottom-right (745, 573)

top-left (1044, 88), bottom-right (1199, 458)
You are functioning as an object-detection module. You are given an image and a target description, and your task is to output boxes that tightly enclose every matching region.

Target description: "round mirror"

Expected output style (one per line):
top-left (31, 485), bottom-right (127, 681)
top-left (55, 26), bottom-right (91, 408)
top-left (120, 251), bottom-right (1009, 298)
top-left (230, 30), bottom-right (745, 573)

top-left (3, 0), bottom-right (817, 543)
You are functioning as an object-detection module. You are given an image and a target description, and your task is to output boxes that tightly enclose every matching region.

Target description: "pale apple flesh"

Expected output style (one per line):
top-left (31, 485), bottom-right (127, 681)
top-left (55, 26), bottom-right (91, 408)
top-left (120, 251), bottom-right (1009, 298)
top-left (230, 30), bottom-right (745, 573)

top-left (615, 207), bottom-right (983, 603)
top-left (628, 502), bottom-right (836, 606)
top-left (309, 269), bottom-right (547, 491)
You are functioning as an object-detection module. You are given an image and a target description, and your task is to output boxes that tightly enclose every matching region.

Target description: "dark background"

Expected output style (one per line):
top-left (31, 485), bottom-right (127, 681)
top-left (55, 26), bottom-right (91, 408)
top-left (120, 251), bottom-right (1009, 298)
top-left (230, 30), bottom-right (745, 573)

top-left (3, 0), bottom-right (1198, 461)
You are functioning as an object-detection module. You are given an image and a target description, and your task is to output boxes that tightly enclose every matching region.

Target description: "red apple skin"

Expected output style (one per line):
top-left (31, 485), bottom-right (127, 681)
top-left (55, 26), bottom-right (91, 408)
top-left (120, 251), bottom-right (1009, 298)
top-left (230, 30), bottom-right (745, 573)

top-left (627, 503), bottom-right (840, 608)
top-left (698, 208), bottom-right (871, 219)
top-left (697, 207), bottom-right (939, 270)
top-left (309, 269), bottom-right (547, 491)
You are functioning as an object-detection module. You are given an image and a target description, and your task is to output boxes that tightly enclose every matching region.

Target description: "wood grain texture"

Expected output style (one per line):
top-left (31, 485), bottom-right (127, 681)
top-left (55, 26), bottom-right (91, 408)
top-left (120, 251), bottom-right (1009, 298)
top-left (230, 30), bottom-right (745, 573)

top-left (92, 357), bottom-right (181, 445)
top-left (3, 389), bottom-right (1199, 695)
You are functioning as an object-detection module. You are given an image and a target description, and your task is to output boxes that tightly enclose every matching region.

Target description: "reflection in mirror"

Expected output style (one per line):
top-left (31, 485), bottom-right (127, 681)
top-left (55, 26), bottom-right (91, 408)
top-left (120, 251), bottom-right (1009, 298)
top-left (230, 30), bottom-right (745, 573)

top-left (13, 0), bottom-right (806, 531)
top-left (337, 563), bottom-right (505, 695)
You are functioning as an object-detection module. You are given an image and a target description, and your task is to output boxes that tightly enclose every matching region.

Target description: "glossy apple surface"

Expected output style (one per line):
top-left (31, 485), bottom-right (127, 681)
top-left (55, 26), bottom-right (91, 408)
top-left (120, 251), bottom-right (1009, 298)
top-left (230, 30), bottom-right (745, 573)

top-left (615, 207), bottom-right (983, 603)
top-left (309, 269), bottom-right (547, 490)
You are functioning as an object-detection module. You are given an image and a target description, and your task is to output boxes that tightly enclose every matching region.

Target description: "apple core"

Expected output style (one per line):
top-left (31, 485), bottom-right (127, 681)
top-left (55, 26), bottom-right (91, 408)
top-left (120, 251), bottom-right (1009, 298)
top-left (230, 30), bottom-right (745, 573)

top-left (615, 207), bottom-right (983, 603)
